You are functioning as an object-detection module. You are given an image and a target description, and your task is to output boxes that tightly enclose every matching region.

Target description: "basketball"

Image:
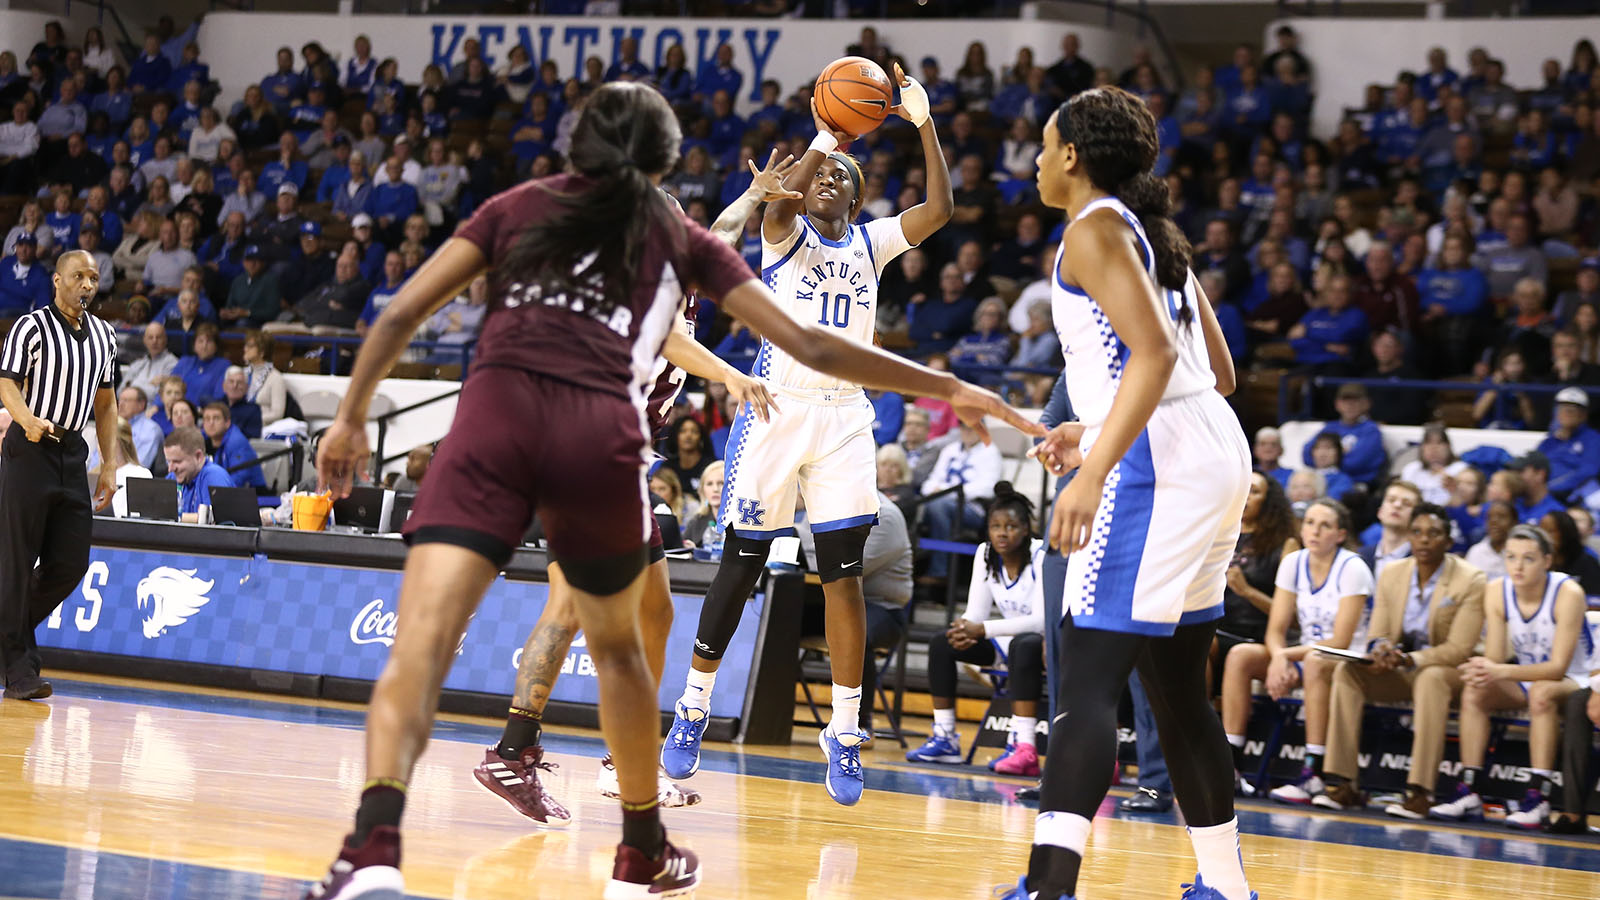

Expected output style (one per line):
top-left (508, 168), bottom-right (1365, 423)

top-left (814, 56), bottom-right (893, 136)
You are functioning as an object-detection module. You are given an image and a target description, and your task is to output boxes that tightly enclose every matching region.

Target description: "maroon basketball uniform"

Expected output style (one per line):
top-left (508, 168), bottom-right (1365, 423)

top-left (403, 176), bottom-right (752, 565)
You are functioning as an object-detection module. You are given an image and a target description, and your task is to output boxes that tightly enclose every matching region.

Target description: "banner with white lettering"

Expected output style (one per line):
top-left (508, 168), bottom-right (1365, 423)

top-left (40, 547), bottom-right (761, 719)
top-left (198, 13), bottom-right (1136, 112)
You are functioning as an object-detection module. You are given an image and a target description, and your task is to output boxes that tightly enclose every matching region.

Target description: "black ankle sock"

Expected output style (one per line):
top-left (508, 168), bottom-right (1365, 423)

top-left (1304, 750), bottom-right (1324, 776)
top-left (351, 780), bottom-right (406, 845)
top-left (1462, 766), bottom-right (1484, 791)
top-left (497, 706), bottom-right (542, 761)
top-left (1026, 844), bottom-right (1081, 900)
top-left (620, 798), bottom-right (665, 859)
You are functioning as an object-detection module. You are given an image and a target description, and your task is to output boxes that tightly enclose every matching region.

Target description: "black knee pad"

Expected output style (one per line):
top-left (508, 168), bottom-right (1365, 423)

top-left (693, 534), bottom-right (771, 661)
top-left (813, 524), bottom-right (872, 583)
top-left (555, 543), bottom-right (649, 595)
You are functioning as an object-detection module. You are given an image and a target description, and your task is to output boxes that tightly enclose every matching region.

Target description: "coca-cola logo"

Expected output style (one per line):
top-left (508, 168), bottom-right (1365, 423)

top-left (349, 598), bottom-right (471, 654)
top-left (350, 598), bottom-right (397, 647)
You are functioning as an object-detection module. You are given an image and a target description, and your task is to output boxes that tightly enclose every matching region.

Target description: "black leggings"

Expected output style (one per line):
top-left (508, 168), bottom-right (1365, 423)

top-left (928, 631), bottom-right (1045, 703)
top-left (691, 534), bottom-right (770, 661)
top-left (1040, 616), bottom-right (1235, 828)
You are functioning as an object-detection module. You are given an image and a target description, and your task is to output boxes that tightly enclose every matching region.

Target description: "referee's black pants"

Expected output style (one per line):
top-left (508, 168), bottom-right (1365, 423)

top-left (1560, 688), bottom-right (1596, 820)
top-left (0, 423), bottom-right (92, 683)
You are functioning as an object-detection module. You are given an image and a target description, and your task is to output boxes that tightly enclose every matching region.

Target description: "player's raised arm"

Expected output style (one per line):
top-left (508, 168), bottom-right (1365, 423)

top-left (889, 62), bottom-right (953, 247)
top-left (711, 150), bottom-right (801, 248)
top-left (763, 99), bottom-right (854, 244)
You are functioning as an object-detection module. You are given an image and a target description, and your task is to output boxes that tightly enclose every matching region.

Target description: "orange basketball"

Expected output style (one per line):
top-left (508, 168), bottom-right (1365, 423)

top-left (814, 56), bottom-right (893, 137)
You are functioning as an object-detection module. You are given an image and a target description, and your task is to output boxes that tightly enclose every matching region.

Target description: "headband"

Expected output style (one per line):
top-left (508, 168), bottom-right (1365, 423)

top-left (827, 151), bottom-right (862, 202)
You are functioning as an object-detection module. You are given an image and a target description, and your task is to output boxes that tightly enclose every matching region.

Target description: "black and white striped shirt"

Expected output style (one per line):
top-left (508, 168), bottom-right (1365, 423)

top-left (0, 304), bottom-right (118, 433)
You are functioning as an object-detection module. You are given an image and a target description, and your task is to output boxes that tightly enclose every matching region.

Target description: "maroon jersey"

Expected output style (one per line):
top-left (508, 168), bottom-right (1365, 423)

top-left (643, 297), bottom-right (699, 435)
top-left (454, 175), bottom-right (751, 402)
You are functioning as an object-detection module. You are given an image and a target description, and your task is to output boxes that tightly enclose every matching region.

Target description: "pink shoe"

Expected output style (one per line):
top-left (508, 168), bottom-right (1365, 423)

top-left (993, 743), bottom-right (1040, 777)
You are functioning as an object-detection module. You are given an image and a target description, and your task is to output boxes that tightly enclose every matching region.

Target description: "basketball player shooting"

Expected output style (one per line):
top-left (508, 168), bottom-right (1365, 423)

top-left (660, 61), bottom-right (953, 808)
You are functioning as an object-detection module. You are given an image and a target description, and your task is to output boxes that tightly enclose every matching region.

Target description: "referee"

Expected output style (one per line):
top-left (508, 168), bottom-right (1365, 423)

top-left (0, 249), bottom-right (118, 700)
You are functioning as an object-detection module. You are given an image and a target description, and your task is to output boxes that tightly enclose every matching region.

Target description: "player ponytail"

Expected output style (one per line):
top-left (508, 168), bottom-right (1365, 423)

top-left (499, 82), bottom-right (685, 317)
top-left (983, 482), bottom-right (1035, 583)
top-left (1057, 88), bottom-right (1193, 315)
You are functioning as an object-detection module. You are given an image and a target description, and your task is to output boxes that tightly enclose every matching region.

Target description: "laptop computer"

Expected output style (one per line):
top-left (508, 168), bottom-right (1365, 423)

top-left (124, 477), bottom-right (180, 521)
top-left (331, 486), bottom-right (394, 533)
top-left (208, 486), bottom-right (262, 527)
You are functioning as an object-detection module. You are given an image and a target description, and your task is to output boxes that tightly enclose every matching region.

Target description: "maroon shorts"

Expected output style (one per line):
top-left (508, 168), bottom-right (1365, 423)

top-left (404, 366), bottom-right (652, 567)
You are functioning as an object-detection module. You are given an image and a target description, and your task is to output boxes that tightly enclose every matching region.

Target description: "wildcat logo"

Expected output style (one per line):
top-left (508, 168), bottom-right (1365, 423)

top-left (137, 567), bottom-right (215, 639)
top-left (351, 598), bottom-right (469, 654)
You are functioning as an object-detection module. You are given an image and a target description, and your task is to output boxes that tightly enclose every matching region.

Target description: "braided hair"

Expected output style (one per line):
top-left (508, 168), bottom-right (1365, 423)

top-left (983, 481), bottom-right (1035, 583)
top-left (1054, 87), bottom-right (1193, 324)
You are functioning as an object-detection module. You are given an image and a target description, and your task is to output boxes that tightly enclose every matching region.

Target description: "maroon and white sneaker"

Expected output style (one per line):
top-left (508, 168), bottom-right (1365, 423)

top-left (302, 825), bottom-right (404, 900)
top-left (604, 840), bottom-right (700, 899)
top-left (597, 755), bottom-right (703, 808)
top-left (473, 745), bottom-right (571, 826)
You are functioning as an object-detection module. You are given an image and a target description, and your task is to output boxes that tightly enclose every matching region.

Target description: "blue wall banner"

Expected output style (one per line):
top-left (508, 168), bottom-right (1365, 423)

top-left (40, 547), bottom-right (760, 719)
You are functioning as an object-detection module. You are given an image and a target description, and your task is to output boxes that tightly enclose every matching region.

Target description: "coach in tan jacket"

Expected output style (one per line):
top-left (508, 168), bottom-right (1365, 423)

top-left (1313, 503), bottom-right (1486, 818)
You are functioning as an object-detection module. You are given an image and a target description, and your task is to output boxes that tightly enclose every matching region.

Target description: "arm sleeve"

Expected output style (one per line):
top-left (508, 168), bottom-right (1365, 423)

top-left (1274, 551), bottom-right (1299, 593)
top-left (0, 315), bottom-right (38, 382)
top-left (960, 545), bottom-right (993, 623)
top-left (863, 215), bottom-right (915, 274)
top-left (985, 550), bottom-right (1047, 637)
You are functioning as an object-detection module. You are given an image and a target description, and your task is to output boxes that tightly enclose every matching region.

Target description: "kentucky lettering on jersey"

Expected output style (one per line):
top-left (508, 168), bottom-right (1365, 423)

top-left (757, 214), bottom-right (914, 392)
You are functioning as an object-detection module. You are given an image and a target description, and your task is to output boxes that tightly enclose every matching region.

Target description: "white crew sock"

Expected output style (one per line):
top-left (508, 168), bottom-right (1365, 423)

top-left (932, 707), bottom-right (958, 737)
top-left (1033, 810), bottom-right (1091, 855)
top-left (1013, 716), bottom-right (1038, 748)
top-left (678, 668), bottom-right (716, 718)
top-left (1225, 733), bottom-right (1246, 748)
top-left (829, 682), bottom-right (862, 737)
top-left (1187, 818), bottom-right (1252, 900)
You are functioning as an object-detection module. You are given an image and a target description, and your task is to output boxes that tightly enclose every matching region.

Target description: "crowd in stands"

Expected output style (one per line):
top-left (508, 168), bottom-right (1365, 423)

top-left (1, 11), bottom-right (1598, 827)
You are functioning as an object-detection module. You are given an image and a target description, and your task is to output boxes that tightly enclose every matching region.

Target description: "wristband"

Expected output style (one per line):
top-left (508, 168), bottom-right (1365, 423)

top-left (808, 132), bottom-right (839, 156)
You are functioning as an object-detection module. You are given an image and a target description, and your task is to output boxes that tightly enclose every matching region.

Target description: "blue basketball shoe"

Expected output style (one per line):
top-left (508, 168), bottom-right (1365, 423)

top-left (905, 730), bottom-right (963, 764)
top-left (1181, 874), bottom-right (1258, 899)
top-left (819, 727), bottom-right (865, 806)
top-left (659, 702), bottom-right (707, 780)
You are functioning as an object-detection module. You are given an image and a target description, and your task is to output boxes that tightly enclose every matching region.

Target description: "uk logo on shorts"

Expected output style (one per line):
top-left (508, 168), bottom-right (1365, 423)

top-left (736, 498), bottom-right (766, 527)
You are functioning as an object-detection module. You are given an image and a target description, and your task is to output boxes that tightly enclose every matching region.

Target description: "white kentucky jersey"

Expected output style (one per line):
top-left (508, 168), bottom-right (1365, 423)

top-left (1051, 195), bottom-right (1215, 429)
top-left (962, 539), bottom-right (1046, 651)
top-left (1503, 573), bottom-right (1595, 681)
top-left (758, 214), bottom-right (913, 392)
top-left (1275, 547), bottom-right (1375, 649)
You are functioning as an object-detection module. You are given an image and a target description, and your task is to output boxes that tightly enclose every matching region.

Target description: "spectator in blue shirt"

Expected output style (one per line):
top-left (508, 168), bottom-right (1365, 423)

top-left (91, 66), bottom-right (133, 129)
top-left (0, 234), bottom-right (50, 314)
top-left (1538, 388), bottom-right (1600, 498)
top-left (44, 188), bottom-right (80, 256)
top-left (1223, 64), bottom-right (1272, 140)
top-left (1302, 383), bottom-right (1388, 484)
top-left (604, 36), bottom-right (650, 82)
top-left (163, 426), bottom-right (234, 521)
top-left (1290, 274), bottom-right (1368, 368)
top-left (948, 298), bottom-right (1013, 388)
top-left (1267, 57), bottom-right (1312, 124)
top-left (201, 401), bottom-right (266, 491)
top-left (1306, 432), bottom-right (1357, 501)
top-left (344, 35), bottom-right (376, 92)
top-left (748, 80), bottom-right (785, 132)
top-left (287, 84), bottom-right (327, 144)
top-left (713, 320), bottom-right (760, 374)
top-left (1149, 92), bottom-right (1179, 177)
top-left (1252, 426), bottom-right (1294, 487)
top-left (261, 47), bottom-right (304, 115)
top-left (331, 152), bottom-right (375, 222)
top-left (1417, 47), bottom-right (1459, 103)
top-left (166, 42), bottom-right (209, 97)
top-left (172, 322), bottom-right (229, 406)
top-left (1513, 452), bottom-right (1566, 524)
top-left (656, 44), bottom-right (694, 107)
top-left (919, 57), bottom-right (960, 126)
top-left (37, 79), bottom-right (87, 140)
top-left (868, 390), bottom-right (904, 447)
top-left (695, 43), bottom-right (742, 106)
top-left (910, 263), bottom-right (980, 358)
top-left (358, 250), bottom-right (406, 337)
top-left (1380, 98), bottom-right (1429, 167)
top-left (258, 132), bottom-right (308, 197)
top-left (372, 157), bottom-right (419, 238)
top-left (128, 34), bottom-right (172, 94)
top-left (706, 90), bottom-right (746, 161)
